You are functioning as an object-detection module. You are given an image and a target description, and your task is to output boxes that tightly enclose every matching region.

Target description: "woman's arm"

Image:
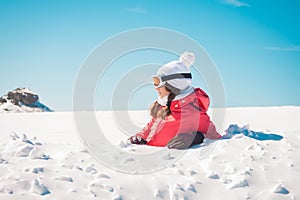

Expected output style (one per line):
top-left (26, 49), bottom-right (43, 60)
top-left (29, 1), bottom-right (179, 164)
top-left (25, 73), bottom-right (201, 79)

top-left (128, 117), bottom-right (156, 145)
top-left (135, 117), bottom-right (156, 139)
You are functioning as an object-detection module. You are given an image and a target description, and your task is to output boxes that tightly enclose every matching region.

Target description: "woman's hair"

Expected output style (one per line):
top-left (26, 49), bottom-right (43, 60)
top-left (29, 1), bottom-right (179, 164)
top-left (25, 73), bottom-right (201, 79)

top-left (150, 83), bottom-right (180, 119)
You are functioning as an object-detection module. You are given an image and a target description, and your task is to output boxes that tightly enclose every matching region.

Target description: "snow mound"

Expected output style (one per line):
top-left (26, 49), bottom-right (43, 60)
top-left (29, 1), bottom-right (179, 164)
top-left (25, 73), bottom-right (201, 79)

top-left (0, 87), bottom-right (52, 113)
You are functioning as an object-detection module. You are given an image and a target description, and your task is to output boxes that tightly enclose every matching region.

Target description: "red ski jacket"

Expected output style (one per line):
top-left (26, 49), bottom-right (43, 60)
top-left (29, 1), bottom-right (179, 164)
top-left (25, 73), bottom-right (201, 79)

top-left (136, 88), bottom-right (221, 147)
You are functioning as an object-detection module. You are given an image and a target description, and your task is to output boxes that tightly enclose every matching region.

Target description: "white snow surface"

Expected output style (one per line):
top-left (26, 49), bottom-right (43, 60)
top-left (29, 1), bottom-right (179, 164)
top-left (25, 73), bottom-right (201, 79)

top-left (0, 106), bottom-right (299, 200)
top-left (0, 101), bottom-right (45, 113)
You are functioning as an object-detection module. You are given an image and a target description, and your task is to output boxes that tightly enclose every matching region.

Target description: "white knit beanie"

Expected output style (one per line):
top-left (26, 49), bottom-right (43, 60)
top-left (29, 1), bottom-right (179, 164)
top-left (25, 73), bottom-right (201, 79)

top-left (156, 51), bottom-right (195, 90)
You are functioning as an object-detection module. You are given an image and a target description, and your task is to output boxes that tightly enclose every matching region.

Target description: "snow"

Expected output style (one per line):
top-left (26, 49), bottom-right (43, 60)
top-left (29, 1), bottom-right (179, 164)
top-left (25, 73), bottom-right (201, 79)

top-left (0, 100), bottom-right (52, 113)
top-left (0, 106), bottom-right (299, 199)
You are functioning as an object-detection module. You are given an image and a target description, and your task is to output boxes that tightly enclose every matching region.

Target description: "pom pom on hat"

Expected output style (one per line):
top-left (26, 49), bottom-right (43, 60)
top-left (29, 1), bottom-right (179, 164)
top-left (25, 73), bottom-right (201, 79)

top-left (180, 51), bottom-right (195, 67)
top-left (156, 51), bottom-right (195, 91)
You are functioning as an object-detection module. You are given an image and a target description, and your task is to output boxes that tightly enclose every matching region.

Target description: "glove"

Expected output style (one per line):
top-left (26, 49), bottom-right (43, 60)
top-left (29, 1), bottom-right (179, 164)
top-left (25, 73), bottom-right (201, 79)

top-left (128, 136), bottom-right (147, 145)
top-left (167, 133), bottom-right (194, 149)
top-left (192, 131), bottom-right (204, 145)
top-left (167, 132), bottom-right (204, 150)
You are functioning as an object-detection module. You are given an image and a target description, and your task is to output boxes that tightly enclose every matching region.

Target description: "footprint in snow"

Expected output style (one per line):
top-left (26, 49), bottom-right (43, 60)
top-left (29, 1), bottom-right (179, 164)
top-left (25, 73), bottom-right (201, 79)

top-left (124, 157), bottom-right (135, 164)
top-left (227, 178), bottom-right (249, 190)
top-left (206, 170), bottom-right (220, 179)
top-left (97, 173), bottom-right (110, 179)
top-left (15, 145), bottom-right (34, 157)
top-left (186, 184), bottom-right (197, 193)
top-left (21, 134), bottom-right (35, 145)
top-left (0, 186), bottom-right (14, 194)
top-left (176, 169), bottom-right (185, 176)
top-left (54, 176), bottom-right (74, 182)
top-left (29, 147), bottom-right (51, 160)
top-left (162, 153), bottom-right (175, 160)
top-left (187, 169), bottom-right (197, 177)
top-left (175, 184), bottom-right (185, 192)
top-left (0, 154), bottom-right (7, 164)
top-left (113, 195), bottom-right (123, 200)
top-left (85, 165), bottom-right (98, 174)
top-left (32, 167), bottom-right (45, 174)
top-left (89, 182), bottom-right (114, 193)
top-left (155, 189), bottom-right (169, 199)
top-left (118, 141), bottom-right (131, 148)
top-left (73, 165), bottom-right (84, 171)
top-left (31, 179), bottom-right (51, 196)
top-left (272, 183), bottom-right (289, 194)
top-left (10, 132), bottom-right (20, 140)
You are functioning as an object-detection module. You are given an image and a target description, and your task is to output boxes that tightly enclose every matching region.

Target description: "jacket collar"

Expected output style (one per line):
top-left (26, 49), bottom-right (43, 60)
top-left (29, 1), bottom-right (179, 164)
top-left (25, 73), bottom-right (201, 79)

top-left (174, 86), bottom-right (194, 101)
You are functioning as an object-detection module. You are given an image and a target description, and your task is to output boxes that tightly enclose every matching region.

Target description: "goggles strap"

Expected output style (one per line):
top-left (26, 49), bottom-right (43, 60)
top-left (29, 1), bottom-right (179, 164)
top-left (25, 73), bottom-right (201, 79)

top-left (161, 73), bottom-right (192, 82)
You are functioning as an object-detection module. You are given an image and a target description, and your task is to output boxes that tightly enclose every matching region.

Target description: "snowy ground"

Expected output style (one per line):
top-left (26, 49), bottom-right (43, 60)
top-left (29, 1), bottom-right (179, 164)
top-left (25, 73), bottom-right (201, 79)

top-left (0, 107), bottom-right (299, 200)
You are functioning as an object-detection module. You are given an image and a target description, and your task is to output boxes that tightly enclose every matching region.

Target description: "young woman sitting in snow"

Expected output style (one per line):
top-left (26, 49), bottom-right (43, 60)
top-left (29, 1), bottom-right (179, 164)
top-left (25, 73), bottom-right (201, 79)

top-left (128, 52), bottom-right (221, 149)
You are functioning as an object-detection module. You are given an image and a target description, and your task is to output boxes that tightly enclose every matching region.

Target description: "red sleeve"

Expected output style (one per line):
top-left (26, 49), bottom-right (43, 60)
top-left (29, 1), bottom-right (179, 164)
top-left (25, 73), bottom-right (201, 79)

top-left (135, 117), bottom-right (156, 139)
top-left (147, 114), bottom-right (197, 147)
top-left (146, 119), bottom-right (181, 146)
top-left (205, 121), bottom-right (222, 139)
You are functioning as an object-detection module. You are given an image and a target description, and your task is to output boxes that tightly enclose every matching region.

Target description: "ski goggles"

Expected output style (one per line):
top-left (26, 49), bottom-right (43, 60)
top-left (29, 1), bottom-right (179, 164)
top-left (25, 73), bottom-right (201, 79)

top-left (152, 73), bottom-right (192, 88)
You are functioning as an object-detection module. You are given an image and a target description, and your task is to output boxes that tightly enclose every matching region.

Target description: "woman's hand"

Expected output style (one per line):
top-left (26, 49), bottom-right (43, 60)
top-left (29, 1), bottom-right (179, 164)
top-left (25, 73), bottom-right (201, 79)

top-left (167, 133), bottom-right (194, 149)
top-left (128, 136), bottom-right (147, 145)
top-left (167, 132), bottom-right (204, 149)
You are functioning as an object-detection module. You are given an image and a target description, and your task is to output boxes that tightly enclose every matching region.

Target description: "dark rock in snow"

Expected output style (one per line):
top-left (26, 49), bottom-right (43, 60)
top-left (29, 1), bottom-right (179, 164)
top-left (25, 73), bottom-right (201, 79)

top-left (7, 88), bottom-right (39, 105)
top-left (0, 87), bottom-right (53, 113)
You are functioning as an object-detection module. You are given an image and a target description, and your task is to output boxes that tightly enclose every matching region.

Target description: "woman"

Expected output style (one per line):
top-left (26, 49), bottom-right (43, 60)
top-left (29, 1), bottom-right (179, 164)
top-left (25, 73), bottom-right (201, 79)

top-left (128, 52), bottom-right (221, 149)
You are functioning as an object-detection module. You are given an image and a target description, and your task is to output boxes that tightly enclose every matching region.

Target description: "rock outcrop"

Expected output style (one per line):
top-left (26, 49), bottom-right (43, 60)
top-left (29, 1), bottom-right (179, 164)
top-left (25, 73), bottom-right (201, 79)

top-left (0, 88), bottom-right (52, 113)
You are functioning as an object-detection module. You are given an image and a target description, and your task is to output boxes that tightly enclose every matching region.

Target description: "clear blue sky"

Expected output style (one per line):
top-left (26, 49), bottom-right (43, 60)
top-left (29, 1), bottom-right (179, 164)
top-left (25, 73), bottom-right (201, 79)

top-left (0, 0), bottom-right (299, 111)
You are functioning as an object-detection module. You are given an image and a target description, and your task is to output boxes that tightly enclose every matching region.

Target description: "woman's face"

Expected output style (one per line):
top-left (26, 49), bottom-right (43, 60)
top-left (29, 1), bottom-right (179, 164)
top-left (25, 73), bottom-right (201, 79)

top-left (155, 85), bottom-right (171, 98)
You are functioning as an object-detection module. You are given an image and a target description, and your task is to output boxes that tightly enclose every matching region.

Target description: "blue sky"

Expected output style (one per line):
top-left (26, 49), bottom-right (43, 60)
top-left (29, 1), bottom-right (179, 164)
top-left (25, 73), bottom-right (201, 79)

top-left (0, 0), bottom-right (299, 111)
